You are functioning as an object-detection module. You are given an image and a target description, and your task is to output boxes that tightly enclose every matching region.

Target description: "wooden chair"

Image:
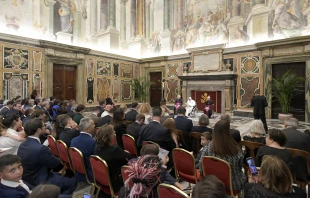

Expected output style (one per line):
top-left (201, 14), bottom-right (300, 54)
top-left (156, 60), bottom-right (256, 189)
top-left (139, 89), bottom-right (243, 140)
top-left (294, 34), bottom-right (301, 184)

top-left (172, 148), bottom-right (202, 186)
top-left (56, 140), bottom-right (73, 175)
top-left (201, 156), bottom-right (239, 197)
top-left (157, 183), bottom-right (189, 198)
top-left (239, 140), bottom-right (264, 164)
top-left (69, 147), bottom-right (95, 194)
top-left (90, 155), bottom-right (118, 198)
top-left (175, 130), bottom-right (189, 150)
top-left (189, 132), bottom-right (202, 155)
top-left (287, 148), bottom-right (310, 197)
top-left (122, 134), bottom-right (138, 157)
top-left (47, 135), bottom-right (59, 158)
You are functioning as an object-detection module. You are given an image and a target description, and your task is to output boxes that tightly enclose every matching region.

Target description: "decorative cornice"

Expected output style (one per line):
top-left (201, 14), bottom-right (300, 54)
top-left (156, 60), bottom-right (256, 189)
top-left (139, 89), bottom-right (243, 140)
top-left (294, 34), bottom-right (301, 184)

top-left (186, 43), bottom-right (226, 53)
top-left (223, 44), bottom-right (257, 54)
top-left (90, 50), bottom-right (140, 63)
top-left (0, 33), bottom-right (40, 46)
top-left (39, 40), bottom-right (91, 54)
top-left (140, 56), bottom-right (168, 63)
top-left (167, 53), bottom-right (190, 61)
top-left (178, 74), bottom-right (237, 81)
top-left (256, 35), bottom-right (310, 49)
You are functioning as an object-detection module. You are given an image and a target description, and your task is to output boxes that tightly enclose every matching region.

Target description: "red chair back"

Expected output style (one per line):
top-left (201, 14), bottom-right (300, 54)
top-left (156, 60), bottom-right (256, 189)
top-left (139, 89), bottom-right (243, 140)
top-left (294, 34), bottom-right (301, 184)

top-left (201, 156), bottom-right (237, 196)
top-left (122, 134), bottom-right (138, 157)
top-left (121, 165), bottom-right (134, 188)
top-left (112, 134), bottom-right (117, 146)
top-left (157, 183), bottom-right (189, 198)
top-left (172, 148), bottom-right (200, 184)
top-left (69, 147), bottom-right (92, 185)
top-left (90, 155), bottom-right (118, 197)
top-left (56, 140), bottom-right (72, 170)
top-left (47, 135), bottom-right (59, 157)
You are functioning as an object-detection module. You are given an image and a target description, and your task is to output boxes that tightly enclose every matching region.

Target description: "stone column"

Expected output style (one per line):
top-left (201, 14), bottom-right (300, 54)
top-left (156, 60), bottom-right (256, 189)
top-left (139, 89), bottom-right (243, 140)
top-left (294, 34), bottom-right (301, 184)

top-left (145, 0), bottom-right (151, 42)
top-left (90, 0), bottom-right (97, 36)
top-left (150, 2), bottom-right (154, 35)
top-left (109, 0), bottom-right (116, 28)
top-left (130, 0), bottom-right (137, 38)
top-left (100, 0), bottom-right (109, 31)
top-left (45, 0), bottom-right (56, 39)
top-left (136, 0), bottom-right (143, 37)
top-left (73, 11), bottom-right (83, 44)
top-left (177, 0), bottom-right (184, 30)
top-left (120, 0), bottom-right (128, 42)
top-left (163, 0), bottom-right (171, 31)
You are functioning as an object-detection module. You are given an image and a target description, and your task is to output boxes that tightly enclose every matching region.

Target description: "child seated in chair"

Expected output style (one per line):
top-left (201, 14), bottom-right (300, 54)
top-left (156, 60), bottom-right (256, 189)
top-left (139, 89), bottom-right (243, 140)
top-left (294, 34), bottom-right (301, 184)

top-left (195, 132), bottom-right (212, 168)
top-left (0, 154), bottom-right (32, 198)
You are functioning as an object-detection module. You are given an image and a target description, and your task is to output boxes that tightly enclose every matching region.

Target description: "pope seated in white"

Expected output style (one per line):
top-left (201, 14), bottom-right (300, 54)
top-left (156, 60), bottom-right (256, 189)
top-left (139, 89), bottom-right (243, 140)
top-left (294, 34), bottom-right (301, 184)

top-left (185, 97), bottom-right (196, 116)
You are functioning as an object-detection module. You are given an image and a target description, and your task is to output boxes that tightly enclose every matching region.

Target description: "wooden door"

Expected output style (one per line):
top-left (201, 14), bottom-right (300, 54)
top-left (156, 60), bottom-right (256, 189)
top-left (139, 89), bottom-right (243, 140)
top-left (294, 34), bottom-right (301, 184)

top-left (272, 62), bottom-right (305, 121)
top-left (53, 65), bottom-right (77, 101)
top-left (150, 72), bottom-right (162, 107)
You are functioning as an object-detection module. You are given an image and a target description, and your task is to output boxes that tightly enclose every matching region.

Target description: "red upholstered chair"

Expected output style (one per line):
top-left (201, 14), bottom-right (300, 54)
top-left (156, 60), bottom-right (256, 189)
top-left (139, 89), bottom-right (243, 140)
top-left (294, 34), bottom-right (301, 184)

top-left (69, 147), bottom-right (94, 194)
top-left (157, 183), bottom-right (189, 198)
top-left (172, 148), bottom-right (202, 185)
top-left (122, 134), bottom-right (138, 157)
top-left (121, 165), bottom-right (134, 188)
top-left (90, 155), bottom-right (118, 198)
top-left (47, 135), bottom-right (59, 157)
top-left (56, 140), bottom-right (73, 175)
top-left (201, 156), bottom-right (239, 197)
top-left (112, 134), bottom-right (117, 146)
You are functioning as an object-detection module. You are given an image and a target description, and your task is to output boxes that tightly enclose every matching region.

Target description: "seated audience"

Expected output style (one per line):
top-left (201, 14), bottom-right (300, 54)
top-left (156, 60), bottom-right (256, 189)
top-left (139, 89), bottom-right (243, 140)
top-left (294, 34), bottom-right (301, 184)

top-left (29, 184), bottom-right (71, 198)
top-left (191, 114), bottom-right (212, 133)
top-left (283, 117), bottom-right (310, 153)
top-left (30, 109), bottom-right (52, 144)
top-left (7, 102), bottom-right (24, 120)
top-left (138, 103), bottom-right (152, 124)
top-left (163, 118), bottom-right (179, 148)
top-left (59, 115), bottom-right (80, 147)
top-left (34, 97), bottom-right (43, 110)
top-left (192, 175), bottom-right (226, 198)
top-left (71, 117), bottom-right (95, 183)
top-left (17, 118), bottom-right (77, 194)
top-left (174, 106), bottom-right (193, 150)
top-left (198, 120), bottom-right (246, 191)
top-left (111, 108), bottom-right (127, 148)
top-left (220, 114), bottom-right (241, 143)
top-left (53, 115), bottom-right (66, 140)
top-left (125, 102), bottom-right (139, 122)
top-left (96, 107), bottom-right (115, 127)
top-left (94, 124), bottom-right (132, 193)
top-left (67, 99), bottom-right (76, 112)
top-left (160, 100), bottom-right (172, 116)
top-left (0, 100), bottom-right (14, 116)
top-left (243, 120), bottom-right (266, 144)
top-left (118, 155), bottom-right (162, 198)
top-left (57, 101), bottom-right (68, 115)
top-left (42, 101), bottom-right (53, 122)
top-left (256, 129), bottom-right (293, 168)
top-left (137, 107), bottom-right (176, 168)
top-left (66, 105), bottom-right (76, 120)
top-left (0, 114), bottom-right (25, 156)
top-left (0, 154), bottom-right (31, 198)
top-left (195, 132), bottom-right (212, 167)
top-left (88, 106), bottom-right (100, 125)
top-left (120, 103), bottom-right (128, 114)
top-left (73, 104), bottom-right (85, 125)
top-left (244, 155), bottom-right (306, 198)
top-left (51, 100), bottom-right (60, 118)
top-left (126, 113), bottom-right (145, 141)
top-left (22, 108), bottom-right (34, 126)
top-left (100, 104), bottom-right (113, 118)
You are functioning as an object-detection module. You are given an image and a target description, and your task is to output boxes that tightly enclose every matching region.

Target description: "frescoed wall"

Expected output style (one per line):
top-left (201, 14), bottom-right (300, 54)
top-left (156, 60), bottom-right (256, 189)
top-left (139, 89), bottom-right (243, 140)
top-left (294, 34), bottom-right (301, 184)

top-left (1, 0), bottom-right (310, 58)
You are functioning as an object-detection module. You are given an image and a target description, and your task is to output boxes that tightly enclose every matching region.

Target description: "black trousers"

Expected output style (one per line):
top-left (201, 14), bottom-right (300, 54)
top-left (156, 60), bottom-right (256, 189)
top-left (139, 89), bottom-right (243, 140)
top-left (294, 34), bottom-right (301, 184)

top-left (254, 114), bottom-right (268, 132)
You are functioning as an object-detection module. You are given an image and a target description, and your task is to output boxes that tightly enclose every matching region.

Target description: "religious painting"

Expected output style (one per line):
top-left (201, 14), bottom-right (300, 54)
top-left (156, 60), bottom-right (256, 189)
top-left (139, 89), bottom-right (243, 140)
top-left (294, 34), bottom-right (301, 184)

top-left (240, 76), bottom-right (260, 108)
top-left (3, 72), bottom-right (29, 100)
top-left (167, 64), bottom-right (178, 77)
top-left (86, 58), bottom-right (95, 75)
top-left (97, 78), bottom-right (110, 102)
top-left (32, 73), bottom-right (42, 96)
top-left (97, 61), bottom-right (111, 76)
top-left (120, 64), bottom-right (133, 78)
top-left (86, 77), bottom-right (94, 104)
top-left (54, 0), bottom-right (75, 34)
top-left (241, 56), bottom-right (260, 74)
top-left (121, 80), bottom-right (131, 101)
top-left (3, 47), bottom-right (28, 69)
top-left (33, 51), bottom-right (42, 72)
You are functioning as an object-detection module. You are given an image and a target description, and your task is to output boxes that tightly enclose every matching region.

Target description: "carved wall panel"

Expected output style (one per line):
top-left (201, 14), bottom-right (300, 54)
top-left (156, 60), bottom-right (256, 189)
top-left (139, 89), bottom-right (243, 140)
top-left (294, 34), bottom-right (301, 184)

top-left (3, 73), bottom-right (29, 100)
top-left (87, 77), bottom-right (94, 104)
top-left (167, 64), bottom-right (178, 77)
top-left (121, 80), bottom-right (131, 101)
top-left (133, 64), bottom-right (140, 78)
top-left (3, 47), bottom-right (29, 70)
top-left (86, 58), bottom-right (95, 75)
top-left (113, 63), bottom-right (119, 76)
top-left (120, 64), bottom-right (133, 78)
top-left (32, 73), bottom-right (42, 95)
top-left (113, 78), bottom-right (119, 102)
top-left (241, 56), bottom-right (260, 74)
top-left (97, 78), bottom-right (111, 101)
top-left (33, 51), bottom-right (42, 71)
top-left (166, 79), bottom-right (178, 103)
top-left (240, 76), bottom-right (260, 108)
top-left (97, 61), bottom-right (111, 76)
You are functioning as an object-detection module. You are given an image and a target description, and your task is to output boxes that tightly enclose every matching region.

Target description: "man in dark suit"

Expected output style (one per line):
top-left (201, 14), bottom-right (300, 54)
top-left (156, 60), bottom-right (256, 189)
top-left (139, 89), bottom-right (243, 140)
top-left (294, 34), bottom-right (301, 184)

top-left (71, 117), bottom-right (95, 183)
top-left (17, 118), bottom-right (77, 195)
top-left (220, 114), bottom-right (241, 143)
top-left (125, 102), bottom-right (139, 122)
top-left (88, 106), bottom-right (101, 125)
top-left (0, 100), bottom-right (13, 116)
top-left (59, 116), bottom-right (80, 147)
top-left (67, 105), bottom-right (76, 120)
top-left (251, 94), bottom-right (268, 132)
top-left (126, 113), bottom-right (145, 141)
top-left (283, 118), bottom-right (310, 153)
top-left (137, 107), bottom-right (176, 168)
top-left (174, 106), bottom-right (193, 150)
top-left (42, 101), bottom-right (53, 122)
top-left (34, 98), bottom-right (43, 110)
top-left (96, 108), bottom-right (115, 127)
top-left (7, 102), bottom-right (23, 120)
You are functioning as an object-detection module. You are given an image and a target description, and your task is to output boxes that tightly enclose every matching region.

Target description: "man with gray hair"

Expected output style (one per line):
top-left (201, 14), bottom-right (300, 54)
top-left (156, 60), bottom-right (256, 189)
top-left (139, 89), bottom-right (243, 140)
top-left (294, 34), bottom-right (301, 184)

top-left (220, 114), bottom-right (241, 143)
top-left (71, 117), bottom-right (95, 183)
top-left (283, 117), bottom-right (310, 153)
top-left (42, 101), bottom-right (52, 122)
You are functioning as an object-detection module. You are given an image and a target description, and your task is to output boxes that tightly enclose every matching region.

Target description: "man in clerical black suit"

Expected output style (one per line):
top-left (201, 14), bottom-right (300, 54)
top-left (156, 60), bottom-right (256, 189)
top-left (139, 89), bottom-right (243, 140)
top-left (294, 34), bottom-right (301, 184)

top-left (125, 102), bottom-right (139, 122)
top-left (174, 106), bottom-right (193, 150)
top-left (251, 94), bottom-right (268, 132)
top-left (174, 95), bottom-right (183, 114)
top-left (137, 107), bottom-right (176, 168)
top-left (126, 113), bottom-right (145, 141)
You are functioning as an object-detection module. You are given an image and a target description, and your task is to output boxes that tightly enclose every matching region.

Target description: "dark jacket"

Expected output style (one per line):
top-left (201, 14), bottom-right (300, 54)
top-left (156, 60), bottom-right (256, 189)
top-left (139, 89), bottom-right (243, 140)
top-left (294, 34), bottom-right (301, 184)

top-left (0, 106), bottom-right (10, 116)
top-left (126, 122), bottom-right (142, 141)
top-left (67, 110), bottom-right (76, 120)
top-left (59, 128), bottom-right (80, 147)
top-left (73, 113), bottom-right (84, 125)
top-left (125, 109), bottom-right (138, 122)
top-left (191, 126), bottom-right (212, 133)
top-left (283, 127), bottom-right (310, 153)
top-left (174, 116), bottom-right (193, 150)
top-left (96, 115), bottom-right (112, 127)
top-left (0, 182), bottom-right (30, 198)
top-left (231, 129), bottom-right (241, 143)
top-left (251, 95), bottom-right (268, 115)
top-left (113, 122), bottom-right (127, 149)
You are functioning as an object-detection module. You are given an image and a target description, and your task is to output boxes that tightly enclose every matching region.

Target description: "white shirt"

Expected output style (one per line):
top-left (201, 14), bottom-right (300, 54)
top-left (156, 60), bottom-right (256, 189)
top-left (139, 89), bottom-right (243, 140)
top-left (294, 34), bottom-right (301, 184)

top-left (1, 179), bottom-right (32, 193)
top-left (187, 99), bottom-right (196, 107)
top-left (0, 128), bottom-right (21, 156)
top-left (101, 111), bottom-right (110, 117)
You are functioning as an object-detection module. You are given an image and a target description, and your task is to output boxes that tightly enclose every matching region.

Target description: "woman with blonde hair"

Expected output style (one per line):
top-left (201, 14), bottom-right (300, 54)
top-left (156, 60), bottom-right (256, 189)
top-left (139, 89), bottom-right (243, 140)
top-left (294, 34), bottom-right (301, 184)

top-left (163, 118), bottom-right (179, 148)
top-left (244, 155), bottom-right (306, 197)
top-left (120, 103), bottom-right (128, 114)
top-left (138, 103), bottom-right (152, 124)
top-left (243, 120), bottom-right (266, 144)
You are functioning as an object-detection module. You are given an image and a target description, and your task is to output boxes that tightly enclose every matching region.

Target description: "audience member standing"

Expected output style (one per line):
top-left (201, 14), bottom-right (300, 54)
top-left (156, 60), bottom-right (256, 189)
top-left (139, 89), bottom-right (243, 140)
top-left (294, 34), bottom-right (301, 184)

top-left (17, 118), bottom-right (77, 194)
top-left (105, 94), bottom-right (114, 105)
top-left (126, 113), bottom-right (145, 141)
top-left (251, 94), bottom-right (268, 132)
top-left (34, 97), bottom-right (43, 110)
top-left (71, 117), bottom-right (95, 183)
top-left (174, 106), bottom-right (193, 150)
top-left (125, 102), bottom-right (139, 122)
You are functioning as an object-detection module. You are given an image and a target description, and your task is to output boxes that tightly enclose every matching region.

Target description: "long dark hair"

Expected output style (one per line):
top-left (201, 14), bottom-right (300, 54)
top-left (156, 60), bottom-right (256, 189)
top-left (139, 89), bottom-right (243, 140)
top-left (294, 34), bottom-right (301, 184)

top-left (211, 120), bottom-right (238, 156)
top-left (111, 108), bottom-right (124, 125)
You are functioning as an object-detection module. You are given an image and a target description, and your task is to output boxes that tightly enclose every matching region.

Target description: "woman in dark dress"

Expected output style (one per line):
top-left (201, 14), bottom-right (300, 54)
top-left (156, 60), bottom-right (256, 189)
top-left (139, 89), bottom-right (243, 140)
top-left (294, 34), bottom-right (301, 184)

top-left (94, 124), bottom-right (132, 193)
top-left (111, 108), bottom-right (127, 149)
top-left (204, 96), bottom-right (213, 118)
top-left (244, 155), bottom-right (306, 198)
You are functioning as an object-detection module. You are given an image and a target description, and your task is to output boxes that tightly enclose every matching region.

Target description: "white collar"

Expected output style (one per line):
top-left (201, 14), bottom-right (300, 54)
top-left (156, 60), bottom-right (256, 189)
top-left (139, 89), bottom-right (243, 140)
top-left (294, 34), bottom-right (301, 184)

top-left (80, 132), bottom-right (92, 137)
top-left (1, 179), bottom-right (31, 193)
top-left (28, 136), bottom-right (41, 143)
top-left (92, 113), bottom-right (97, 116)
